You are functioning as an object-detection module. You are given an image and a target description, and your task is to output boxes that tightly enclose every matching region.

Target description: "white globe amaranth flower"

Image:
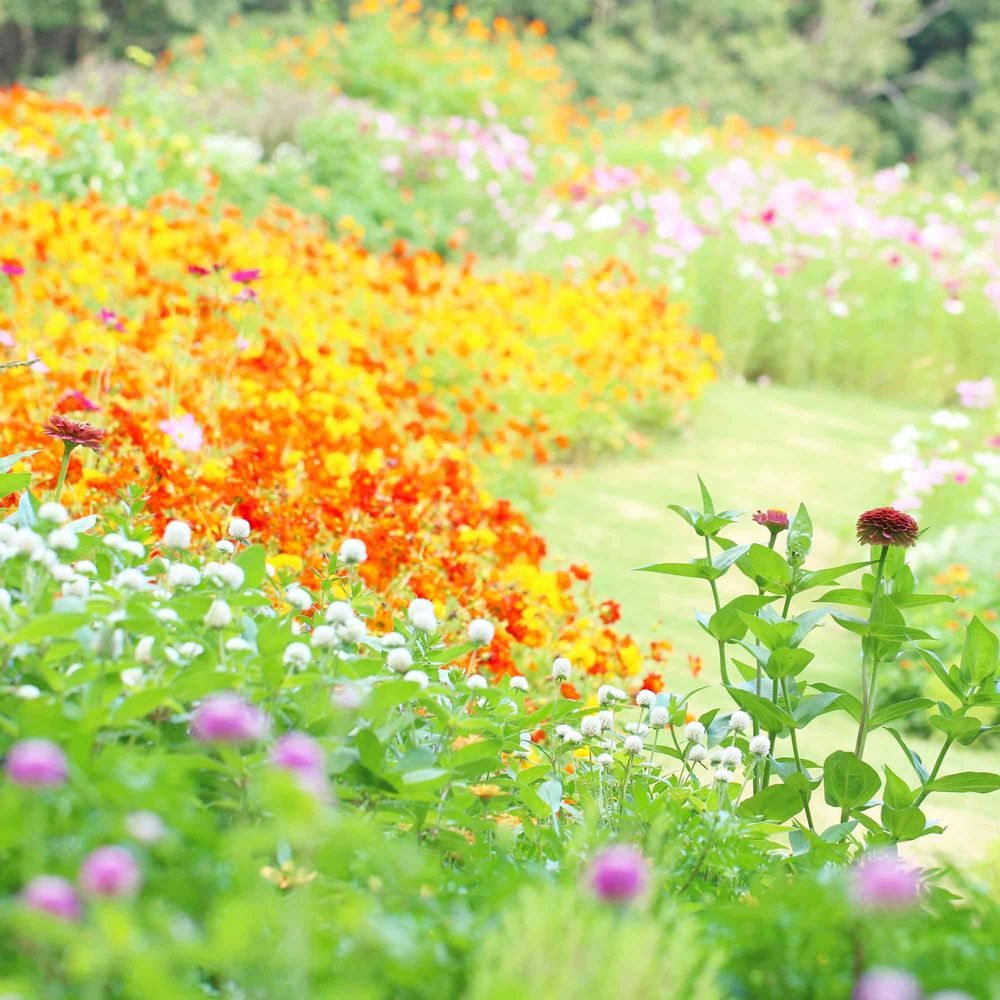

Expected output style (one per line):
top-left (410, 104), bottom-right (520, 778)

top-left (625, 722), bottom-right (649, 736)
top-left (162, 520), bottom-right (192, 549)
top-left (52, 564), bottom-right (74, 582)
top-left (285, 586), bottom-right (313, 611)
top-left (597, 710), bottom-right (614, 731)
top-left (721, 746), bottom-right (742, 769)
top-left (47, 528), bottom-right (78, 552)
top-left (167, 564), bottom-right (200, 588)
top-left (216, 539), bottom-right (235, 554)
top-left (121, 539), bottom-right (146, 559)
top-left (729, 711), bottom-right (752, 734)
top-left (325, 601), bottom-right (354, 625)
top-left (217, 564), bottom-right (245, 590)
top-left (580, 715), bottom-right (602, 738)
top-left (205, 600), bottom-right (232, 629)
top-left (596, 753), bottom-right (614, 767)
top-left (14, 528), bottom-right (43, 557)
top-left (386, 647), bottom-right (414, 674)
top-left (156, 608), bottom-right (179, 623)
top-left (73, 560), bottom-right (97, 575)
top-left (714, 767), bottom-right (734, 783)
top-left (597, 684), bottom-right (626, 705)
top-left (135, 636), bottom-right (155, 665)
top-left (339, 617), bottom-right (367, 644)
top-left (410, 610), bottom-right (437, 632)
top-left (228, 517), bottom-right (251, 540)
top-left (709, 747), bottom-right (724, 766)
top-left (37, 502), bottom-right (68, 524)
top-left (225, 637), bottom-right (252, 652)
top-left (468, 618), bottom-right (495, 645)
top-left (64, 575), bottom-right (90, 599)
top-left (16, 685), bottom-right (41, 700)
top-left (749, 734), bottom-right (771, 757)
top-left (380, 631), bottom-right (406, 648)
top-left (635, 690), bottom-right (656, 707)
top-left (684, 721), bottom-right (706, 743)
top-left (466, 674), bottom-right (487, 690)
top-left (338, 538), bottom-right (367, 564)
top-left (126, 811), bottom-right (167, 844)
top-left (403, 669), bottom-right (429, 689)
top-left (120, 667), bottom-right (144, 688)
top-left (115, 568), bottom-right (148, 590)
top-left (310, 625), bottom-right (337, 648)
top-left (559, 728), bottom-right (583, 744)
top-left (687, 744), bottom-right (708, 763)
top-left (551, 656), bottom-right (571, 680)
top-left (0, 524), bottom-right (16, 545)
top-left (649, 706), bottom-right (669, 727)
top-left (623, 734), bottom-right (644, 754)
top-left (510, 675), bottom-right (528, 692)
top-left (179, 641), bottom-right (204, 658)
top-left (283, 642), bottom-right (312, 669)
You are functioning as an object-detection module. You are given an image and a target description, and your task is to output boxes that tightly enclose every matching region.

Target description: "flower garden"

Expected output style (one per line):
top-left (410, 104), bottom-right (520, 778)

top-left (1, 3), bottom-right (999, 998)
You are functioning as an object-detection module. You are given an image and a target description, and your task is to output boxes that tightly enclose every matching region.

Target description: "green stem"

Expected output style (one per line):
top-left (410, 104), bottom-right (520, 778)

top-left (914, 736), bottom-right (954, 807)
top-left (669, 725), bottom-right (697, 783)
top-left (781, 677), bottom-right (815, 831)
top-left (704, 535), bottom-right (729, 687)
top-left (53, 442), bottom-right (74, 502)
top-left (761, 590), bottom-right (795, 790)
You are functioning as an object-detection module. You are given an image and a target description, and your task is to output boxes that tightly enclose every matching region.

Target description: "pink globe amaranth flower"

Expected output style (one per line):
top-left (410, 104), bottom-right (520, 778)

top-left (79, 846), bottom-right (142, 898)
top-left (5, 738), bottom-right (68, 787)
top-left (752, 508), bottom-right (789, 533)
top-left (586, 845), bottom-right (649, 904)
top-left (853, 968), bottom-right (922, 1000)
top-left (191, 693), bottom-right (267, 743)
top-left (272, 732), bottom-right (324, 775)
top-left (857, 507), bottom-right (919, 548)
top-left (851, 853), bottom-right (922, 909)
top-left (22, 875), bottom-right (82, 921)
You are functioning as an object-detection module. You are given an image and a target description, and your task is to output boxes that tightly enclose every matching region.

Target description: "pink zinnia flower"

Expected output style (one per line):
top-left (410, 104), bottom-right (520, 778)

top-left (752, 508), bottom-right (789, 533)
top-left (857, 507), bottom-right (919, 548)
top-left (43, 413), bottom-right (106, 452)
top-left (5, 738), bottom-right (68, 787)
top-left (159, 413), bottom-right (204, 453)
top-left (21, 875), bottom-right (82, 921)
top-left (79, 846), bottom-right (142, 898)
top-left (851, 853), bottom-right (922, 909)
top-left (191, 693), bottom-right (267, 743)
top-left (231, 269), bottom-right (261, 284)
top-left (585, 845), bottom-right (649, 904)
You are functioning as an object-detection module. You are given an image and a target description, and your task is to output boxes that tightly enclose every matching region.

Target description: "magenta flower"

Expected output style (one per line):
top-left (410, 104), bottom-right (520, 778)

top-left (752, 508), bottom-right (789, 533)
top-left (231, 269), bottom-right (261, 284)
top-left (851, 853), bottom-right (922, 909)
top-left (187, 264), bottom-right (211, 276)
top-left (853, 968), bottom-right (922, 1000)
top-left (191, 693), bottom-right (267, 743)
top-left (585, 845), bottom-right (649, 904)
top-left (1, 260), bottom-right (25, 277)
top-left (159, 413), bottom-right (204, 453)
top-left (79, 846), bottom-right (142, 898)
top-left (5, 738), bottom-right (68, 787)
top-left (98, 309), bottom-right (125, 333)
top-left (272, 732), bottom-right (325, 775)
top-left (21, 875), bottom-right (82, 921)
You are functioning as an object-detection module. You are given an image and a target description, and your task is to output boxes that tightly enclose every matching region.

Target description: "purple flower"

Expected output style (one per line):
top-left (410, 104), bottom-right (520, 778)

top-left (5, 739), bottom-right (68, 787)
top-left (585, 845), bottom-right (649, 904)
top-left (79, 846), bottom-right (142, 898)
top-left (272, 732), bottom-right (324, 775)
top-left (231, 269), bottom-right (261, 284)
top-left (853, 968), bottom-right (922, 1000)
top-left (851, 853), bottom-right (922, 909)
top-left (21, 875), bottom-right (82, 921)
top-left (159, 413), bottom-right (204, 453)
top-left (191, 693), bottom-right (267, 743)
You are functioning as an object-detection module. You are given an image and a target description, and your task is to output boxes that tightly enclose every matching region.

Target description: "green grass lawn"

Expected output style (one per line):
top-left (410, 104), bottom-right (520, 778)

top-left (534, 378), bottom-right (1000, 864)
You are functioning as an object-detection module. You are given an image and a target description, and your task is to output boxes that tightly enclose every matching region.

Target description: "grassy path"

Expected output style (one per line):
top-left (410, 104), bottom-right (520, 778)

top-left (533, 379), bottom-right (1000, 863)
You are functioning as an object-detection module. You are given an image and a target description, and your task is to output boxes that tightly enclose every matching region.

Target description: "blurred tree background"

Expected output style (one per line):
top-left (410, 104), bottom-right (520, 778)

top-left (2, 0), bottom-right (1000, 180)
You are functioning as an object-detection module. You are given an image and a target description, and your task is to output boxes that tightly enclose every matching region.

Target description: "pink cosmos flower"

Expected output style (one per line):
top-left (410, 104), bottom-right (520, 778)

top-left (21, 875), bottom-right (82, 921)
top-left (5, 739), bottom-right (68, 787)
top-left (79, 846), bottom-right (142, 898)
top-left (159, 413), bottom-right (204, 452)
top-left (231, 269), bottom-right (261, 284)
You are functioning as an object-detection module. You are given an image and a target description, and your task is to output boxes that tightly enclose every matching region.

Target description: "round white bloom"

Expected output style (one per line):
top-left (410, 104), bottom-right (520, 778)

top-left (326, 601), bottom-right (354, 625)
top-left (468, 618), bottom-right (495, 645)
top-left (466, 674), bottom-right (488, 690)
top-left (179, 642), bottom-right (204, 658)
top-left (339, 617), bottom-right (367, 644)
top-left (721, 746), bottom-right (742, 769)
top-left (115, 568), bottom-right (148, 590)
top-left (217, 564), bottom-right (245, 590)
top-left (381, 631), bottom-right (406, 648)
top-left (285, 586), bottom-right (313, 611)
top-left (0, 524), bottom-right (15, 544)
top-left (510, 675), bottom-right (529, 692)
top-left (310, 625), bottom-right (337, 648)
top-left (580, 715), bottom-right (602, 738)
top-left (126, 811), bottom-right (167, 844)
top-left (156, 608), bottom-right (179, 623)
top-left (687, 744), bottom-right (708, 763)
top-left (120, 667), bottom-right (144, 688)
top-left (73, 560), bottom-right (96, 575)
top-left (16, 685), bottom-right (41, 700)
top-left (596, 753), bottom-right (614, 767)
top-left (410, 610), bottom-right (437, 633)
top-left (714, 767), bottom-right (734, 783)
top-left (625, 723), bottom-right (650, 737)
top-left (135, 636), bottom-right (155, 665)
top-left (283, 642), bottom-right (312, 669)
top-left (709, 747), bottom-right (724, 765)
top-left (684, 721), bottom-right (706, 744)
top-left (37, 502), bottom-right (68, 524)
top-left (225, 637), bottom-right (252, 652)
top-left (338, 538), bottom-right (367, 564)
top-left (104, 532), bottom-right (125, 550)
top-left (47, 528), bottom-right (78, 552)
top-left (552, 657), bottom-right (571, 680)
top-left (729, 711), bottom-right (752, 734)
top-left (404, 669), bottom-right (429, 689)
top-left (387, 648), bottom-right (414, 673)
top-left (623, 734), bottom-right (644, 754)
top-left (167, 564), bottom-right (200, 588)
top-left (228, 517), bottom-right (251, 540)
top-left (597, 710), bottom-right (614, 731)
top-left (162, 520), bottom-right (192, 549)
top-left (649, 706), bottom-right (669, 727)
top-left (635, 690), bottom-right (656, 707)
top-left (216, 539), bottom-right (235, 554)
top-left (121, 540), bottom-right (146, 559)
top-left (204, 599), bottom-right (232, 629)
top-left (559, 728), bottom-right (583, 744)
top-left (749, 734), bottom-right (771, 757)
top-left (13, 528), bottom-right (42, 556)
top-left (597, 685), bottom-right (626, 705)
top-left (52, 564), bottom-right (74, 582)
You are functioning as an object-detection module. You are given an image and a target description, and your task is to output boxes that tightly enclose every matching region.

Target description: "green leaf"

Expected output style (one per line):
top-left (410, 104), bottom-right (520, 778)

top-left (697, 476), bottom-right (714, 515)
top-left (708, 594), bottom-right (776, 642)
top-left (0, 472), bottom-right (30, 497)
top-left (400, 768), bottom-right (448, 786)
top-left (795, 561), bottom-right (871, 592)
top-left (786, 503), bottom-right (812, 564)
top-left (737, 783), bottom-right (803, 822)
top-left (738, 544), bottom-right (792, 588)
top-left (792, 692), bottom-right (841, 727)
top-left (909, 645), bottom-right (962, 699)
top-left (924, 772), bottom-right (1000, 794)
top-left (535, 779), bottom-right (563, 816)
top-left (423, 641), bottom-right (477, 665)
top-left (823, 750), bottom-right (880, 809)
top-left (766, 646), bottom-right (814, 680)
top-left (667, 504), bottom-right (700, 530)
top-left (891, 594), bottom-right (955, 608)
top-left (725, 686), bottom-right (796, 731)
top-left (636, 560), bottom-right (716, 579)
top-left (0, 450), bottom-right (39, 473)
top-left (810, 683), bottom-right (862, 721)
top-left (882, 766), bottom-right (914, 809)
top-left (929, 713), bottom-right (981, 744)
top-left (817, 588), bottom-right (870, 608)
top-left (868, 699), bottom-right (935, 730)
top-left (111, 689), bottom-right (171, 726)
top-left (886, 727), bottom-right (929, 783)
top-left (880, 804), bottom-right (926, 841)
top-left (959, 616), bottom-right (999, 686)
top-left (711, 544), bottom-right (750, 573)
top-left (11, 612), bottom-right (89, 643)
top-left (235, 544), bottom-right (267, 589)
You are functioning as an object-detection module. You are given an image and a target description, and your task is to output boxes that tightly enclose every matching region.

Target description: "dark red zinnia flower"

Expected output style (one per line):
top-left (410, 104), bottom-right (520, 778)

top-left (42, 414), bottom-right (106, 452)
top-left (752, 508), bottom-right (789, 532)
top-left (856, 507), bottom-right (919, 548)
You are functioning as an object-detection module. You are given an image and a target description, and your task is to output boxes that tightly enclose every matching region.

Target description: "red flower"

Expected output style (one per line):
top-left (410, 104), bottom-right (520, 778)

top-left (856, 507), bottom-right (919, 548)
top-left (599, 599), bottom-right (621, 624)
top-left (42, 413), bottom-right (106, 452)
top-left (530, 728), bottom-right (548, 744)
top-left (1, 260), bottom-right (24, 277)
top-left (752, 508), bottom-right (789, 532)
top-left (559, 682), bottom-right (580, 701)
top-left (569, 563), bottom-right (591, 581)
top-left (57, 390), bottom-right (100, 413)
top-left (640, 672), bottom-right (664, 693)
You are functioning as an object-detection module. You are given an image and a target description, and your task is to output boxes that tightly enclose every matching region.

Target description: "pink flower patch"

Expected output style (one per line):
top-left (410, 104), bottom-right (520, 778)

top-left (159, 413), bottom-right (204, 452)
